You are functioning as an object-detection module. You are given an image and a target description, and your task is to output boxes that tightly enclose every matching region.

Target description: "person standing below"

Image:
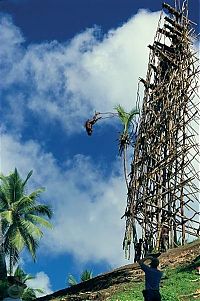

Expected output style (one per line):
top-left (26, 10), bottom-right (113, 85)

top-left (138, 255), bottom-right (163, 301)
top-left (143, 237), bottom-right (149, 257)
top-left (134, 238), bottom-right (143, 263)
top-left (160, 226), bottom-right (169, 252)
top-left (3, 277), bottom-right (26, 301)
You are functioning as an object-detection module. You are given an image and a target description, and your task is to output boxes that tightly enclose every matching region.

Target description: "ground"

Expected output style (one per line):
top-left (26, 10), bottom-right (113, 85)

top-left (36, 240), bottom-right (200, 301)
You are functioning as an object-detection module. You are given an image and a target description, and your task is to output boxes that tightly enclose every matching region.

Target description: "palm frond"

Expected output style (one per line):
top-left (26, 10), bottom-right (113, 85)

top-left (0, 210), bottom-right (13, 224)
top-left (19, 231), bottom-right (39, 261)
top-left (114, 105), bottom-right (128, 124)
top-left (14, 196), bottom-right (37, 212)
top-left (14, 266), bottom-right (35, 283)
top-left (127, 108), bottom-right (139, 125)
top-left (27, 188), bottom-right (45, 201)
top-left (81, 270), bottom-right (93, 282)
top-left (8, 247), bottom-right (20, 274)
top-left (19, 219), bottom-right (43, 239)
top-left (22, 287), bottom-right (37, 300)
top-left (22, 170), bottom-right (33, 188)
top-left (14, 266), bottom-right (27, 282)
top-left (7, 169), bottom-right (24, 203)
top-left (25, 205), bottom-right (53, 219)
top-left (68, 274), bottom-right (78, 287)
top-left (25, 215), bottom-right (53, 229)
top-left (114, 105), bottom-right (139, 134)
top-left (4, 226), bottom-right (24, 252)
top-left (0, 190), bottom-right (9, 209)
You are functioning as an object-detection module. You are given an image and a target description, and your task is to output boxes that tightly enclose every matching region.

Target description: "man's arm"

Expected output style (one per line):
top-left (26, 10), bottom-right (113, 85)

top-left (138, 255), bottom-right (154, 273)
top-left (138, 255), bottom-right (154, 265)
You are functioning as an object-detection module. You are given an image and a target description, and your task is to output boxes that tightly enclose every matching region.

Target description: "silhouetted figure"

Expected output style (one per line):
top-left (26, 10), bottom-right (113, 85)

top-left (148, 233), bottom-right (154, 253)
top-left (160, 59), bottom-right (170, 80)
top-left (143, 238), bottom-right (149, 257)
top-left (197, 226), bottom-right (200, 236)
top-left (160, 226), bottom-right (169, 252)
top-left (85, 112), bottom-right (101, 136)
top-left (134, 238), bottom-right (143, 262)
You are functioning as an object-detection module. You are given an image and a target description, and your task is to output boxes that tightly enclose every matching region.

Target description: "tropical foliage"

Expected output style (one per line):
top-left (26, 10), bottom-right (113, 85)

top-left (114, 105), bottom-right (139, 187)
top-left (68, 270), bottom-right (93, 287)
top-left (0, 168), bottom-right (53, 276)
top-left (15, 266), bottom-right (44, 300)
top-left (68, 274), bottom-right (78, 287)
top-left (0, 267), bottom-right (44, 300)
top-left (80, 270), bottom-right (93, 282)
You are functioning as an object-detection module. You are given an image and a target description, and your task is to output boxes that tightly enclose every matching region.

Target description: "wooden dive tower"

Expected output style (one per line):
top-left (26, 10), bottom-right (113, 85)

top-left (123, 1), bottom-right (200, 259)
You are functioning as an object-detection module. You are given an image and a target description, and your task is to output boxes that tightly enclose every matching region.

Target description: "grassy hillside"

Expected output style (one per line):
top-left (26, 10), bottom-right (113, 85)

top-left (108, 259), bottom-right (200, 301)
top-left (37, 240), bottom-right (200, 301)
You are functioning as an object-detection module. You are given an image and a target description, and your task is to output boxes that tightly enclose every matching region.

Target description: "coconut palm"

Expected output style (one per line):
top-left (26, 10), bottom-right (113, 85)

top-left (114, 105), bottom-right (139, 188)
top-left (0, 168), bottom-right (53, 275)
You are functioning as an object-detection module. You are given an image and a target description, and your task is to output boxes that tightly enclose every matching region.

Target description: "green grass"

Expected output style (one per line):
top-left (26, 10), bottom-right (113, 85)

top-left (108, 261), bottom-right (200, 301)
top-left (45, 253), bottom-right (200, 301)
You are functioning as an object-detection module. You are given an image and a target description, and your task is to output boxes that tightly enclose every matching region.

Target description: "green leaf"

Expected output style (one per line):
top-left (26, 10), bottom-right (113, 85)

top-left (22, 170), bottom-right (33, 188)
top-left (68, 274), bottom-right (78, 287)
top-left (0, 169), bottom-right (53, 268)
top-left (0, 210), bottom-right (13, 223)
top-left (81, 270), bottom-right (93, 282)
top-left (26, 214), bottom-right (53, 229)
top-left (19, 219), bottom-right (43, 239)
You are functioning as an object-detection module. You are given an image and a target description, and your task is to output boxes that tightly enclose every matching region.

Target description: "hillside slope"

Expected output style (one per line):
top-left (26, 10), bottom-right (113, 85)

top-left (37, 240), bottom-right (200, 301)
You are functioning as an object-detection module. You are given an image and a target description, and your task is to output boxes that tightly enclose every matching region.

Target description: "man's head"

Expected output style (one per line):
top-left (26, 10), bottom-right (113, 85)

top-left (7, 284), bottom-right (24, 299)
top-left (150, 257), bottom-right (159, 268)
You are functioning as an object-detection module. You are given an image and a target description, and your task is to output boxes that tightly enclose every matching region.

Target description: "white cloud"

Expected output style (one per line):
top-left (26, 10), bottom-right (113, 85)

top-left (26, 272), bottom-right (53, 297)
top-left (0, 132), bottom-right (129, 266)
top-left (0, 10), bottom-right (160, 134)
top-left (1, 6), bottom-right (199, 267)
top-left (0, 15), bottom-right (24, 73)
top-left (0, 10), bottom-right (163, 268)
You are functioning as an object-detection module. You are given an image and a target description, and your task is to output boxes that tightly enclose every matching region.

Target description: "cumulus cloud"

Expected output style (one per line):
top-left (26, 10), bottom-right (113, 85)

top-left (0, 10), bottom-right (160, 134)
top-left (1, 132), bottom-right (128, 266)
top-left (1, 9), bottom-right (162, 267)
top-left (26, 272), bottom-right (53, 297)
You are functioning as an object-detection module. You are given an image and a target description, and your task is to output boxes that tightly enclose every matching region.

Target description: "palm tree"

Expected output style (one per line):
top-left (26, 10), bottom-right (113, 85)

top-left (114, 105), bottom-right (139, 188)
top-left (0, 168), bottom-right (53, 275)
top-left (68, 270), bottom-right (93, 287)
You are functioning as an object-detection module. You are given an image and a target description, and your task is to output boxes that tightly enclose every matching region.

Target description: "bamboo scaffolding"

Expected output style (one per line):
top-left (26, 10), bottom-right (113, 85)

top-left (123, 1), bottom-right (200, 258)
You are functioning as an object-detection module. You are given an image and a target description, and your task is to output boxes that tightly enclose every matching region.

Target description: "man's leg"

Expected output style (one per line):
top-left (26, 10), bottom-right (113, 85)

top-left (142, 290), bottom-right (152, 301)
top-left (143, 290), bottom-right (161, 301)
top-left (153, 291), bottom-right (161, 301)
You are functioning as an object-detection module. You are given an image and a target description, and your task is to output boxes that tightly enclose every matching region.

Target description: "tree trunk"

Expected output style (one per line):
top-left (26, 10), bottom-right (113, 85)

top-left (123, 145), bottom-right (129, 189)
top-left (0, 216), bottom-right (7, 280)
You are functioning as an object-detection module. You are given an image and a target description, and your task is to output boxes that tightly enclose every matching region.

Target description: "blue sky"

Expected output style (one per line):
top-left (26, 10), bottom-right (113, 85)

top-left (0, 0), bottom-right (199, 296)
